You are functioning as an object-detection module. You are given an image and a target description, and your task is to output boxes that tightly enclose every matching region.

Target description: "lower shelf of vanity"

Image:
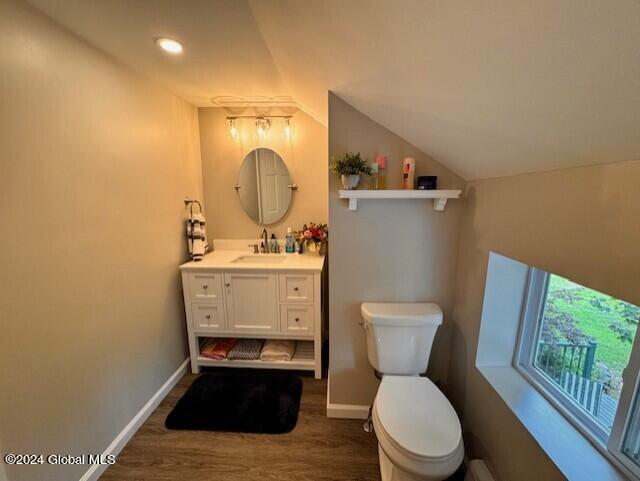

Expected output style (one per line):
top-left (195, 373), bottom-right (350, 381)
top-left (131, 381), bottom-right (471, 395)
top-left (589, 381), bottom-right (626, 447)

top-left (196, 338), bottom-right (316, 372)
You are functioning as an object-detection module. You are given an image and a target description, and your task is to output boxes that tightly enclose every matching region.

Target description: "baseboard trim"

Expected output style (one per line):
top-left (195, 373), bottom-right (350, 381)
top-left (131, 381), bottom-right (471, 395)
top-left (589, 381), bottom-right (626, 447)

top-left (326, 402), bottom-right (371, 419)
top-left (325, 373), bottom-right (371, 419)
top-left (79, 358), bottom-right (189, 481)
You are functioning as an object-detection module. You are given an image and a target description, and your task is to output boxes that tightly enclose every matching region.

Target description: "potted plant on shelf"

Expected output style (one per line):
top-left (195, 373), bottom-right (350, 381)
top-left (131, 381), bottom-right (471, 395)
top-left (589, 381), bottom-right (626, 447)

top-left (296, 223), bottom-right (328, 255)
top-left (331, 152), bottom-right (372, 190)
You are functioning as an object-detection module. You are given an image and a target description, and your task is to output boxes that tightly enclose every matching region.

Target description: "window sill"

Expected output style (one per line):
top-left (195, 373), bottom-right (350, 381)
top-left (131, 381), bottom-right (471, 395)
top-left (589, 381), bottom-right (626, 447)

top-left (478, 365), bottom-right (629, 481)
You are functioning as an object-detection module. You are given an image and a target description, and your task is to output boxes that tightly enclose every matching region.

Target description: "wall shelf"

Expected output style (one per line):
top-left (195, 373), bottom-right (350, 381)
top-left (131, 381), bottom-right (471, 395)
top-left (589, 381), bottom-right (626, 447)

top-left (339, 189), bottom-right (462, 211)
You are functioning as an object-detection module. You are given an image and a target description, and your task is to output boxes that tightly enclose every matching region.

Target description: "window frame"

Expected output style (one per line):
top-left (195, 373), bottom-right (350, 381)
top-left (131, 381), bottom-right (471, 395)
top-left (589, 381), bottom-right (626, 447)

top-left (514, 268), bottom-right (640, 480)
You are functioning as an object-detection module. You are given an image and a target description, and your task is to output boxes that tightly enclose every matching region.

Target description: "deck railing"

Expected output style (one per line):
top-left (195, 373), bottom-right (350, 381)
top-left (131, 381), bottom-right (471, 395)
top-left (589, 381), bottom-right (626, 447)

top-left (535, 340), bottom-right (617, 426)
top-left (536, 340), bottom-right (597, 381)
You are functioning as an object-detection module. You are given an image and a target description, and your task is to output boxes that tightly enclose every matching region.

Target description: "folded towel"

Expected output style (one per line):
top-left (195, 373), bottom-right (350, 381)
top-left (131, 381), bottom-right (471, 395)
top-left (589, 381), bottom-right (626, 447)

top-left (228, 339), bottom-right (264, 360)
top-left (200, 338), bottom-right (237, 360)
top-left (260, 339), bottom-right (296, 362)
top-left (187, 213), bottom-right (209, 261)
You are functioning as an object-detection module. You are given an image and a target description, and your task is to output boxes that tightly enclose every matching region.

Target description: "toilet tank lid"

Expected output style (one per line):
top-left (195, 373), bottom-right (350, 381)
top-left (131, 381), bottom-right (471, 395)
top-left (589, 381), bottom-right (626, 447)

top-left (361, 303), bottom-right (443, 326)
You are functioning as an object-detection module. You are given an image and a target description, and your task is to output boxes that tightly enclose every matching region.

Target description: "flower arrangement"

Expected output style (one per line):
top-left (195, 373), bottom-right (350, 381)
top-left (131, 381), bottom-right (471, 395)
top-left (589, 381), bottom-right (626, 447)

top-left (296, 222), bottom-right (328, 254)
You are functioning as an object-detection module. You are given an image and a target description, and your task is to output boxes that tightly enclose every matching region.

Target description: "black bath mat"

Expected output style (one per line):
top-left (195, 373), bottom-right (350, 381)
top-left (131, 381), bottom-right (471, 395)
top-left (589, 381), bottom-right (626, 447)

top-left (165, 372), bottom-right (303, 434)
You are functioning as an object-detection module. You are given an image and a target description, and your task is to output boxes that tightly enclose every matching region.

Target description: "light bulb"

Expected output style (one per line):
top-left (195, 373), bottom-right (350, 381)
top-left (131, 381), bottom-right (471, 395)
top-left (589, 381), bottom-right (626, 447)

top-left (229, 119), bottom-right (238, 140)
top-left (255, 118), bottom-right (270, 139)
top-left (282, 118), bottom-right (294, 140)
top-left (155, 37), bottom-right (183, 54)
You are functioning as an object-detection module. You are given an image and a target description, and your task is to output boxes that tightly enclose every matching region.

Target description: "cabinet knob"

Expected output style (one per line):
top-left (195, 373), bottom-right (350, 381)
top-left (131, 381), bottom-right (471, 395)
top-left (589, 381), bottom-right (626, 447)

top-left (202, 284), bottom-right (208, 290)
top-left (295, 317), bottom-right (300, 322)
top-left (294, 287), bottom-right (299, 291)
top-left (205, 314), bottom-right (211, 320)
top-left (225, 282), bottom-right (231, 287)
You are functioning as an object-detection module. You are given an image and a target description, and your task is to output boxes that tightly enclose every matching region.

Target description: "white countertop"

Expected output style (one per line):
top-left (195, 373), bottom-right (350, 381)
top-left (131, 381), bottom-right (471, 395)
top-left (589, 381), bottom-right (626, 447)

top-left (179, 250), bottom-right (325, 272)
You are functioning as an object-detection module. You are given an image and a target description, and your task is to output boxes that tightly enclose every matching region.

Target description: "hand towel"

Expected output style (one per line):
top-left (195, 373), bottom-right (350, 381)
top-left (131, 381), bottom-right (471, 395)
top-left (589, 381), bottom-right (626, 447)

top-left (260, 339), bottom-right (296, 362)
top-left (187, 212), bottom-right (209, 261)
top-left (227, 339), bottom-right (264, 360)
top-left (200, 338), bottom-right (237, 360)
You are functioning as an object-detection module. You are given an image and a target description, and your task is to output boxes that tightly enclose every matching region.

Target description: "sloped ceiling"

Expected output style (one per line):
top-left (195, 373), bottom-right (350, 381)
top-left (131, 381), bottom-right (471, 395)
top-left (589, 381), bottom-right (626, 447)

top-left (25, 0), bottom-right (288, 103)
top-left (27, 0), bottom-right (640, 179)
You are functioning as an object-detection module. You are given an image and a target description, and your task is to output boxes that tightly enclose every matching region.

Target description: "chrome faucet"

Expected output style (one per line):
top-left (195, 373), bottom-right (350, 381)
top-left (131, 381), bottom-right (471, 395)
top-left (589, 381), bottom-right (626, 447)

top-left (261, 228), bottom-right (269, 253)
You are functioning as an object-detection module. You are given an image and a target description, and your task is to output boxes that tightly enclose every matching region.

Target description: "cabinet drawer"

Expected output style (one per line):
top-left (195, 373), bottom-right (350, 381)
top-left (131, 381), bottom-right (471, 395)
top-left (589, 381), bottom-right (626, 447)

top-left (189, 272), bottom-right (223, 302)
top-left (279, 274), bottom-right (314, 303)
top-left (191, 303), bottom-right (226, 332)
top-left (280, 304), bottom-right (314, 335)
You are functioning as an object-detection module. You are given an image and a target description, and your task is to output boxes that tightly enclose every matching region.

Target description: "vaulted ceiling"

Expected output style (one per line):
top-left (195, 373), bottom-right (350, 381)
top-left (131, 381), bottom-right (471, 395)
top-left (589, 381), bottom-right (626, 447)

top-left (27, 0), bottom-right (640, 179)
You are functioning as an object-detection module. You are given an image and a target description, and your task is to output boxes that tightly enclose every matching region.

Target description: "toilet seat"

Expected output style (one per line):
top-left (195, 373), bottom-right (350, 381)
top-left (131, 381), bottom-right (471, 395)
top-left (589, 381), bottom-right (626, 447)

top-left (373, 376), bottom-right (464, 478)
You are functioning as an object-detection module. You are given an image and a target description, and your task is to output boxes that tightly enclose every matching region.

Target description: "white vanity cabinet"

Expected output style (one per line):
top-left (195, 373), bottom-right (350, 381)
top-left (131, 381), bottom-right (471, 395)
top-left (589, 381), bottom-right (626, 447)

top-left (180, 251), bottom-right (325, 379)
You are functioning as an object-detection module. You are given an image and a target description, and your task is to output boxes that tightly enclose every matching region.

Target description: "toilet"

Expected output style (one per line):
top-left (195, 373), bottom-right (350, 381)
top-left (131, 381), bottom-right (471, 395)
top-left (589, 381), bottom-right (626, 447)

top-left (361, 302), bottom-right (464, 481)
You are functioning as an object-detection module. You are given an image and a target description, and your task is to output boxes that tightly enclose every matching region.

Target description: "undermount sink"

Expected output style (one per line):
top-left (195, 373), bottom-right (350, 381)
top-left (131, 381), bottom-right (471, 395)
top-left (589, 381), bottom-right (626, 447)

top-left (231, 254), bottom-right (287, 264)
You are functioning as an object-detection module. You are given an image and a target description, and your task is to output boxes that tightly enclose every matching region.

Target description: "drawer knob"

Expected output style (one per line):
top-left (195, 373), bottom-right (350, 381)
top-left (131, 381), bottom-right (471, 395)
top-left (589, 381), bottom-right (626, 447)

top-left (294, 287), bottom-right (299, 291)
top-left (205, 314), bottom-right (211, 320)
top-left (295, 317), bottom-right (300, 322)
top-left (203, 284), bottom-right (208, 290)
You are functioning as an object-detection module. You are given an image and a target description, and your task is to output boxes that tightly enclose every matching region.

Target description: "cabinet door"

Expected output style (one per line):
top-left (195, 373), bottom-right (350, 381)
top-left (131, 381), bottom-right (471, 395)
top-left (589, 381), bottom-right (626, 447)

top-left (224, 272), bottom-right (278, 332)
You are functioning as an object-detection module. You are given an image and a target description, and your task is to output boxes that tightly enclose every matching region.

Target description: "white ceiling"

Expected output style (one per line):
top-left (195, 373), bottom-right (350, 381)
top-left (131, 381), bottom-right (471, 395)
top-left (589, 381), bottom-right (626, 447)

top-left (27, 0), bottom-right (640, 179)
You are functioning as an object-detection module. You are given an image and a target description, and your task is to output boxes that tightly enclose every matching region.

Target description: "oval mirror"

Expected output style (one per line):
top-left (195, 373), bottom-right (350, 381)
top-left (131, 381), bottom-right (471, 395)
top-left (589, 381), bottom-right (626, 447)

top-left (236, 148), bottom-right (293, 225)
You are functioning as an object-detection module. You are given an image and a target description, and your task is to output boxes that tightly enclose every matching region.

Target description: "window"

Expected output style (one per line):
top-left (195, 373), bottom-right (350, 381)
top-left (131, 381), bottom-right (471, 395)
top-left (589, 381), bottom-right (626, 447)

top-left (516, 270), bottom-right (640, 478)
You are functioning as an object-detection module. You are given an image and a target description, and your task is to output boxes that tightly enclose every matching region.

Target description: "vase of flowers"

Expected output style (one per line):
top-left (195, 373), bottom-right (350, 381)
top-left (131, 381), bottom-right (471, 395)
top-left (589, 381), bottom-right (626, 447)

top-left (331, 152), bottom-right (372, 190)
top-left (296, 223), bottom-right (328, 255)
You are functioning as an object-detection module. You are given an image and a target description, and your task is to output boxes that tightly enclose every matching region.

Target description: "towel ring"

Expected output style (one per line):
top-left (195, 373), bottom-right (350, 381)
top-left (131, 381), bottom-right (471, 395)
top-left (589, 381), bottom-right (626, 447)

top-left (184, 198), bottom-right (202, 216)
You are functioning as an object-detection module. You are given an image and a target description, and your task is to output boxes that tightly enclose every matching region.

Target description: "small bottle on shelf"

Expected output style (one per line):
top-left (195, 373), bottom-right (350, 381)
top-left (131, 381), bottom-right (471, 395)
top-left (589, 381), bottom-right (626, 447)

top-left (369, 162), bottom-right (379, 189)
top-left (375, 155), bottom-right (387, 189)
top-left (402, 157), bottom-right (415, 190)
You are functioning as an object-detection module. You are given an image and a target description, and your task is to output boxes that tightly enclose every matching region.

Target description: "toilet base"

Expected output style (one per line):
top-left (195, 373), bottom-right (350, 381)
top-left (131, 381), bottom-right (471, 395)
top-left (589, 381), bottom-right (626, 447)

top-left (379, 445), bottom-right (421, 481)
top-left (378, 444), bottom-right (454, 481)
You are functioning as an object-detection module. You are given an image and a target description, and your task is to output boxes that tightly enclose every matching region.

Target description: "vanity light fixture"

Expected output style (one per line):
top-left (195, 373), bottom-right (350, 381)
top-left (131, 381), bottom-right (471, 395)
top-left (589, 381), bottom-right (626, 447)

top-left (226, 115), bottom-right (293, 142)
top-left (282, 118), bottom-right (294, 140)
top-left (228, 118), bottom-right (239, 140)
top-left (155, 37), bottom-right (183, 54)
top-left (255, 117), bottom-right (271, 139)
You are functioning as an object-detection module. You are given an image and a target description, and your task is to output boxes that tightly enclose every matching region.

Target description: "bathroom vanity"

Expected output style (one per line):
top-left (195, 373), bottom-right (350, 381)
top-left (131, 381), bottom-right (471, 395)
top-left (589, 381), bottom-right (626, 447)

top-left (179, 249), bottom-right (325, 378)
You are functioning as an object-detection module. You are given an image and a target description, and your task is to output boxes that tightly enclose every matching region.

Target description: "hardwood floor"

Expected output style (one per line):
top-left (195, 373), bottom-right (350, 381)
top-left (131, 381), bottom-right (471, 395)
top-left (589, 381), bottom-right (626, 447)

top-left (101, 370), bottom-right (381, 481)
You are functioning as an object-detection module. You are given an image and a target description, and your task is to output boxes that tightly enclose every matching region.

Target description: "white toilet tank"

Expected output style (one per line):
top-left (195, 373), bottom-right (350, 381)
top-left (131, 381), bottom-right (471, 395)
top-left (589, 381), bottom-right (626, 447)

top-left (361, 303), bottom-right (443, 375)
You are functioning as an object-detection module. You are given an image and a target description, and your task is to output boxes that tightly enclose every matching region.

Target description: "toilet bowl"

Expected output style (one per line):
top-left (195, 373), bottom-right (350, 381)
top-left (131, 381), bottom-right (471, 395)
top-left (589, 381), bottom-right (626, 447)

top-left (373, 376), bottom-right (464, 481)
top-left (361, 303), bottom-right (464, 481)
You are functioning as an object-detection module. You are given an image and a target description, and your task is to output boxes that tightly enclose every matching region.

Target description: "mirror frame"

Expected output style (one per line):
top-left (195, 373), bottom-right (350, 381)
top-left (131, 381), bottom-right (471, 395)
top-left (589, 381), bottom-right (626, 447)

top-left (234, 148), bottom-right (296, 225)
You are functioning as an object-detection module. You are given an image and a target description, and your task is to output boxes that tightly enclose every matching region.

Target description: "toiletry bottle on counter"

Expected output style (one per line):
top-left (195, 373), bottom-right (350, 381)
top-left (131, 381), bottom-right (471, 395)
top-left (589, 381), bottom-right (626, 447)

top-left (375, 155), bottom-right (387, 189)
top-left (402, 157), bottom-right (415, 190)
top-left (285, 227), bottom-right (295, 253)
top-left (269, 234), bottom-right (278, 253)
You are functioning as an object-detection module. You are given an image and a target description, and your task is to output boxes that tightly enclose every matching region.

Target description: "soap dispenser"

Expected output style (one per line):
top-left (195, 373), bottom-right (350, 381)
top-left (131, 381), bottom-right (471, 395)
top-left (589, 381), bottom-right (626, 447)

top-left (285, 227), bottom-right (295, 253)
top-left (269, 234), bottom-right (279, 253)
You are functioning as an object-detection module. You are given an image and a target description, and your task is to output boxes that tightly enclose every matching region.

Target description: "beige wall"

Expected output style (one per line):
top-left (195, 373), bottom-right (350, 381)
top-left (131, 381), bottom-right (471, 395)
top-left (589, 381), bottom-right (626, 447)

top-left (449, 160), bottom-right (640, 480)
top-left (0, 2), bottom-right (202, 480)
top-left (198, 107), bottom-right (328, 240)
top-left (328, 93), bottom-right (466, 406)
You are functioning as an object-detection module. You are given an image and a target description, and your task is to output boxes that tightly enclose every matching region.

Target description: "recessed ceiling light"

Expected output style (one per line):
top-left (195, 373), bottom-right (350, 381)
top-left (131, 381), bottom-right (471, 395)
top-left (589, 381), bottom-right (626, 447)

top-left (155, 37), bottom-right (183, 54)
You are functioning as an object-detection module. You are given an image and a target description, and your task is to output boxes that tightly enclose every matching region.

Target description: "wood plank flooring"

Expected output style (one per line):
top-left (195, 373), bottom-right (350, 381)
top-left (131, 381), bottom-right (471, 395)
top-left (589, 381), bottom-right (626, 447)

top-left (101, 371), bottom-right (381, 481)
